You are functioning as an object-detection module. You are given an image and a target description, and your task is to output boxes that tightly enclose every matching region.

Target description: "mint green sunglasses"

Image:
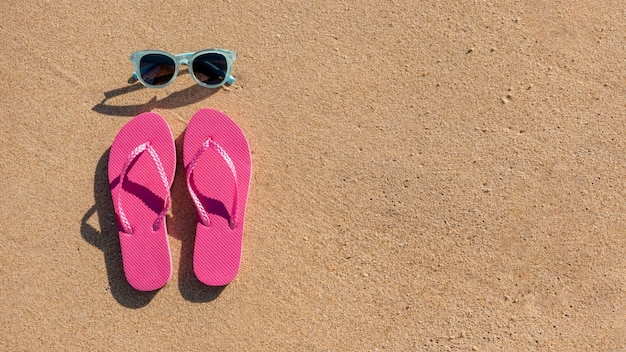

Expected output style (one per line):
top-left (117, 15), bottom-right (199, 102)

top-left (130, 49), bottom-right (236, 89)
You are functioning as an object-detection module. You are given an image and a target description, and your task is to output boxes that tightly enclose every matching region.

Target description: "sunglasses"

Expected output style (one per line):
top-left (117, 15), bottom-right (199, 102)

top-left (130, 49), bottom-right (236, 89)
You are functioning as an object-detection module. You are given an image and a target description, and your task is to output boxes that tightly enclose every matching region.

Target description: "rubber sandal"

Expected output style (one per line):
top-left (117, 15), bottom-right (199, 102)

top-left (184, 108), bottom-right (252, 286)
top-left (108, 112), bottom-right (175, 291)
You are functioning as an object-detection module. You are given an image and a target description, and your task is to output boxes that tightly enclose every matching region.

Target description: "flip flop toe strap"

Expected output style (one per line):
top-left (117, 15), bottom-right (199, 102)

top-left (186, 138), bottom-right (239, 230)
top-left (117, 142), bottom-right (171, 234)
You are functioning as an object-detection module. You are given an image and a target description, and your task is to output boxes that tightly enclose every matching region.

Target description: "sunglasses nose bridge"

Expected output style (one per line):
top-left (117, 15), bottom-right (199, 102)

top-left (179, 58), bottom-right (189, 66)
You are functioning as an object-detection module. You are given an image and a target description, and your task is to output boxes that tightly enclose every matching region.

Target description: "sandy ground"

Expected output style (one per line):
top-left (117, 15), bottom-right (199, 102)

top-left (1, 1), bottom-right (625, 350)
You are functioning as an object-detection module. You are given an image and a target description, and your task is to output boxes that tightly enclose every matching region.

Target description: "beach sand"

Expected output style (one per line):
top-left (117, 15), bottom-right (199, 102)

top-left (1, 1), bottom-right (624, 350)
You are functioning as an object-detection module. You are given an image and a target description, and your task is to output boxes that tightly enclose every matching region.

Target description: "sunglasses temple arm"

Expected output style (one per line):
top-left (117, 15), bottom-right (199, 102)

top-left (132, 70), bottom-right (234, 85)
top-left (131, 63), bottom-right (158, 81)
top-left (202, 61), bottom-right (236, 85)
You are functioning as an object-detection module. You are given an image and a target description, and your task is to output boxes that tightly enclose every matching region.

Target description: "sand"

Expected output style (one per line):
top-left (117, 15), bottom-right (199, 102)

top-left (1, 1), bottom-right (625, 350)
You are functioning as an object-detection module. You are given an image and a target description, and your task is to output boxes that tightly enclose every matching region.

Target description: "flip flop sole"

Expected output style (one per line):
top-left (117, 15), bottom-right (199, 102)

top-left (108, 112), bottom-right (175, 291)
top-left (184, 108), bottom-right (252, 286)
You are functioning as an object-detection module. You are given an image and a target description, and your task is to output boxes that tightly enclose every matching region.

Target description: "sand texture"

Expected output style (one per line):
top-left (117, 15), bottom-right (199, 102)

top-left (1, 1), bottom-right (625, 350)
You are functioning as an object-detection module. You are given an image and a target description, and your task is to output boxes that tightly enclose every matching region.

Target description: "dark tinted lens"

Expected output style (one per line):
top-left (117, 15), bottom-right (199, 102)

top-left (192, 53), bottom-right (228, 86)
top-left (139, 54), bottom-right (176, 86)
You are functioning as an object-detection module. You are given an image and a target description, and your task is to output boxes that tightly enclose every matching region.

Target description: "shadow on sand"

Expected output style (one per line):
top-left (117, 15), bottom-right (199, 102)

top-left (92, 73), bottom-right (219, 117)
top-left (81, 139), bottom-right (226, 307)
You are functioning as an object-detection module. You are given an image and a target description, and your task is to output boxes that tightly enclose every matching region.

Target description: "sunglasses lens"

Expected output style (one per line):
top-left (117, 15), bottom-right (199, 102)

top-left (192, 53), bottom-right (228, 86)
top-left (139, 54), bottom-right (176, 86)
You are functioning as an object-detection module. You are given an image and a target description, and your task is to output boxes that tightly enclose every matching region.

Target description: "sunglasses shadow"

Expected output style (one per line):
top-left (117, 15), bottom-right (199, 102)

top-left (92, 71), bottom-right (220, 117)
top-left (168, 132), bottom-right (226, 302)
top-left (80, 148), bottom-right (159, 308)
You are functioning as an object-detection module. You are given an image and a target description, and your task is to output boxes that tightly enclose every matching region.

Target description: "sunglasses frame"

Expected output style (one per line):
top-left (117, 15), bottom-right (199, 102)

top-left (130, 48), bottom-right (236, 89)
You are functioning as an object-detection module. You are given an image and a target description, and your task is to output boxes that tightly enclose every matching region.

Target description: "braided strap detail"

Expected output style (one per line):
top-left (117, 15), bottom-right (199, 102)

top-left (117, 142), bottom-right (171, 234)
top-left (186, 138), bottom-right (239, 229)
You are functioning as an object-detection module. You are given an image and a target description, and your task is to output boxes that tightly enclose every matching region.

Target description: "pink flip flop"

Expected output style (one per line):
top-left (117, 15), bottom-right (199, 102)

top-left (108, 112), bottom-right (175, 291)
top-left (184, 108), bottom-right (252, 286)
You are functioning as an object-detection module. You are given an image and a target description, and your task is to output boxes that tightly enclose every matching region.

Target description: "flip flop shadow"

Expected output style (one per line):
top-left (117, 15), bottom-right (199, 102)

top-left (80, 149), bottom-right (158, 308)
